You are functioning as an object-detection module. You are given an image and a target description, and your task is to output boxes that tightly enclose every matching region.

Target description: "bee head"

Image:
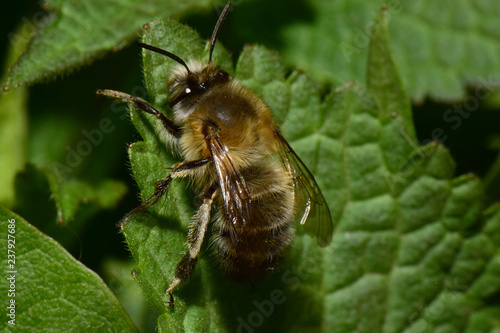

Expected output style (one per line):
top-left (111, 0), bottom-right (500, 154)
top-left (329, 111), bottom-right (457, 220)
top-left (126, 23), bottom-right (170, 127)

top-left (167, 62), bottom-right (230, 108)
top-left (138, 2), bottom-right (232, 110)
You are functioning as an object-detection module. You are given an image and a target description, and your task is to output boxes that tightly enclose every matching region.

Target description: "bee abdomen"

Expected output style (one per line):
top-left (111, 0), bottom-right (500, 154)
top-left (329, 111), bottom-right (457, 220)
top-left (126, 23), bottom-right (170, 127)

top-left (216, 223), bottom-right (294, 282)
top-left (212, 164), bottom-right (295, 281)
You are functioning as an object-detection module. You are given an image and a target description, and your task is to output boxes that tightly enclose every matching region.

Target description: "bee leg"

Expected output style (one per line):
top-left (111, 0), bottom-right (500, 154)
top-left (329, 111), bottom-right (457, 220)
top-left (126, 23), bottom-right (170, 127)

top-left (96, 89), bottom-right (182, 138)
top-left (166, 184), bottom-right (217, 307)
top-left (121, 158), bottom-right (211, 224)
top-left (125, 177), bottom-right (172, 218)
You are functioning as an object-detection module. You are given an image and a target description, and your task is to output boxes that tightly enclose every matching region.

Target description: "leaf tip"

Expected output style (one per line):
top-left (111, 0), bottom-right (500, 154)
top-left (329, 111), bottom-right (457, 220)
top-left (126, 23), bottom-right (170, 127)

top-left (118, 218), bottom-right (126, 231)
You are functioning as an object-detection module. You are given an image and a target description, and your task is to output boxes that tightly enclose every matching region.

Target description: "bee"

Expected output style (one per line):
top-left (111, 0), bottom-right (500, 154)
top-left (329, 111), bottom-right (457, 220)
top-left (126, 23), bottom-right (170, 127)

top-left (97, 2), bottom-right (333, 306)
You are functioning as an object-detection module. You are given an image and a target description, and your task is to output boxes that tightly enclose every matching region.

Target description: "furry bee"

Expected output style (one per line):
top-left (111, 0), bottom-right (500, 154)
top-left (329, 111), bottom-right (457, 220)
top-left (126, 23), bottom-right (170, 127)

top-left (97, 2), bottom-right (332, 306)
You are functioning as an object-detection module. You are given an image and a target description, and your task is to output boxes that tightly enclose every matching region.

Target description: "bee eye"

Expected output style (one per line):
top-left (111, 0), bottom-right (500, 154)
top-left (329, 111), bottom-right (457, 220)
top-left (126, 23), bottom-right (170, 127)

top-left (217, 70), bottom-right (229, 79)
top-left (169, 85), bottom-right (196, 107)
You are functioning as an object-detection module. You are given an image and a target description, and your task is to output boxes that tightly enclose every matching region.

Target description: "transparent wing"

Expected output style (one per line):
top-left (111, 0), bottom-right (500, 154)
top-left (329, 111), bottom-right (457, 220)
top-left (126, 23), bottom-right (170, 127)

top-left (275, 131), bottom-right (333, 247)
top-left (207, 136), bottom-right (255, 245)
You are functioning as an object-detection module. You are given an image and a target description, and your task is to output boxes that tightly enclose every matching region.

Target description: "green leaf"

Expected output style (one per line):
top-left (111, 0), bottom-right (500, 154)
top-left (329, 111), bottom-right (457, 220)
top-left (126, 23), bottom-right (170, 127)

top-left (0, 207), bottom-right (138, 332)
top-left (0, 23), bottom-right (29, 207)
top-left (229, 0), bottom-right (500, 102)
top-left (323, 8), bottom-right (500, 333)
top-left (118, 7), bottom-right (500, 333)
top-left (366, 4), bottom-right (416, 176)
top-left (5, 0), bottom-right (213, 88)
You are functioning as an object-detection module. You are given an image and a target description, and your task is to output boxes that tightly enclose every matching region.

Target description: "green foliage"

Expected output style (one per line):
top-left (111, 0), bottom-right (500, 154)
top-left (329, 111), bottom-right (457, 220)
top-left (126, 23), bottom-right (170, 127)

top-left (0, 23), bottom-right (28, 207)
top-left (247, 0), bottom-right (500, 102)
top-left (1, 0), bottom-right (500, 332)
top-left (14, 165), bottom-right (128, 226)
top-left (121, 9), bottom-right (499, 332)
top-left (5, 0), bottom-right (213, 88)
top-left (0, 208), bottom-right (138, 332)
top-left (5, 0), bottom-right (500, 103)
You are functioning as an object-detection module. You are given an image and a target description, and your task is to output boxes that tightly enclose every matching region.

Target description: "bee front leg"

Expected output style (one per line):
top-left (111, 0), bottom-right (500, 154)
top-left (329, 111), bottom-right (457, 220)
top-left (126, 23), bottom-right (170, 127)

top-left (166, 184), bottom-right (217, 307)
top-left (96, 89), bottom-right (183, 138)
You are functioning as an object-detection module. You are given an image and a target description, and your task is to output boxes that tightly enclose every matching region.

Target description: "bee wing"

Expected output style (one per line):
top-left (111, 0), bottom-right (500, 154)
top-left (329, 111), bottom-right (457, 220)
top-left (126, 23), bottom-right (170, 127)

top-left (275, 132), bottom-right (333, 247)
top-left (207, 136), bottom-right (254, 244)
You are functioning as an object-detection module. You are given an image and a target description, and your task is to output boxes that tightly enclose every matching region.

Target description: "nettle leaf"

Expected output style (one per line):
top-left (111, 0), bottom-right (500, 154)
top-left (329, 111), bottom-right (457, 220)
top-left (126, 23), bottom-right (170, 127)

top-left (323, 8), bottom-right (500, 333)
top-left (120, 8), bottom-right (500, 333)
top-left (4, 0), bottom-right (213, 88)
top-left (0, 207), bottom-right (138, 332)
top-left (230, 0), bottom-right (500, 102)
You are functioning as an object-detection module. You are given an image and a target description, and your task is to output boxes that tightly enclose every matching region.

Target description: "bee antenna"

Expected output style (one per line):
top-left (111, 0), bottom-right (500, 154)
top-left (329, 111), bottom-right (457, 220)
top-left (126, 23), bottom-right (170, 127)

top-left (209, 2), bottom-right (231, 63)
top-left (138, 42), bottom-right (191, 74)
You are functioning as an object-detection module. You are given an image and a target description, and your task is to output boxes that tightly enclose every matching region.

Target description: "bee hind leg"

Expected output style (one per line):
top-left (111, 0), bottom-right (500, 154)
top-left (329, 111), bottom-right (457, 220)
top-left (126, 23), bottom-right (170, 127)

top-left (166, 184), bottom-right (217, 307)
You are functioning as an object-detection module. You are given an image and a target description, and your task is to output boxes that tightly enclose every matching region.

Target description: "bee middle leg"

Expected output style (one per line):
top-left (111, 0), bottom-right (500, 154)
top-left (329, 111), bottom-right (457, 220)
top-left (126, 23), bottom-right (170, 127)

top-left (166, 183), bottom-right (217, 306)
top-left (123, 158), bottom-right (211, 220)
